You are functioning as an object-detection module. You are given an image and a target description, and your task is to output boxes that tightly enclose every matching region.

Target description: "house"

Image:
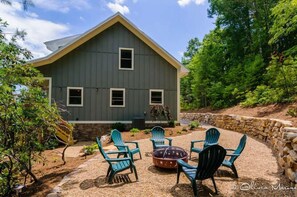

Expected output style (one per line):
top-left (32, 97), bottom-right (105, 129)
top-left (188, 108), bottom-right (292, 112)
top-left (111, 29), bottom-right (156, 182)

top-left (31, 13), bottom-right (188, 140)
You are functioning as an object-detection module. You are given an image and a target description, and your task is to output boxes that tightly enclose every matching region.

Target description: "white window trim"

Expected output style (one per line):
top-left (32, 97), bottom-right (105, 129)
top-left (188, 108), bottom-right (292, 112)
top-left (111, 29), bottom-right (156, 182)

top-left (149, 89), bottom-right (164, 105)
top-left (119, 47), bottom-right (134, 70)
top-left (110, 88), bottom-right (125, 107)
top-left (43, 77), bottom-right (52, 105)
top-left (67, 87), bottom-right (83, 107)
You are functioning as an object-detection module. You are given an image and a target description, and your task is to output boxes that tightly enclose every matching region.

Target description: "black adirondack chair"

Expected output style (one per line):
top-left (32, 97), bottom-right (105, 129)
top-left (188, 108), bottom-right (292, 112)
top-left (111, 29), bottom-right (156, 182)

top-left (176, 145), bottom-right (226, 197)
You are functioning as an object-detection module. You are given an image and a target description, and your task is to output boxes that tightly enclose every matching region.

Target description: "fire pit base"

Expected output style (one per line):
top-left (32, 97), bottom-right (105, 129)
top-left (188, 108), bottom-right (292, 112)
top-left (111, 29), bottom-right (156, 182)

top-left (152, 146), bottom-right (188, 169)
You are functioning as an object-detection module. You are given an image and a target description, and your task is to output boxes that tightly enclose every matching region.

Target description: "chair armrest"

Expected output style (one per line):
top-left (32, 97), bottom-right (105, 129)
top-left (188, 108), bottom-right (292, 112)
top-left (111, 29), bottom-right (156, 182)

top-left (226, 153), bottom-right (240, 157)
top-left (106, 157), bottom-right (131, 162)
top-left (125, 141), bottom-right (139, 148)
top-left (177, 159), bottom-right (196, 169)
top-left (106, 150), bottom-right (128, 155)
top-left (225, 148), bottom-right (235, 151)
top-left (114, 144), bottom-right (130, 151)
top-left (165, 138), bottom-right (172, 146)
top-left (191, 140), bottom-right (204, 148)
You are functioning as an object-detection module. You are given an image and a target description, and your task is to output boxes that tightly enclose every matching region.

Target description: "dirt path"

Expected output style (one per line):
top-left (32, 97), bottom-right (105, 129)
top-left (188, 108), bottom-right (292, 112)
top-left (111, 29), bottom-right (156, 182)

top-left (51, 126), bottom-right (294, 197)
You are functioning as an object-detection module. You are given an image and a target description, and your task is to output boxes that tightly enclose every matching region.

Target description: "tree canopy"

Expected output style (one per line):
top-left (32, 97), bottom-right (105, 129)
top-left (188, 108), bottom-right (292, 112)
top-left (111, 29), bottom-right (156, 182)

top-left (181, 0), bottom-right (297, 109)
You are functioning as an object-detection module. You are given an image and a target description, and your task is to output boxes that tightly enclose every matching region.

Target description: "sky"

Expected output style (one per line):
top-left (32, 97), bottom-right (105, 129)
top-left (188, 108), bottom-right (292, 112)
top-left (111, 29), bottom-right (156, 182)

top-left (0, 0), bottom-right (215, 61)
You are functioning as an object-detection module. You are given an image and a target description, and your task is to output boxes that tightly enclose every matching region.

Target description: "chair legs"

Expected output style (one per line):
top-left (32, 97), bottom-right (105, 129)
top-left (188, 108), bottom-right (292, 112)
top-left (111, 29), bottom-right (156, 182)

top-left (133, 165), bottom-right (138, 181)
top-left (211, 176), bottom-right (218, 194)
top-left (231, 164), bottom-right (238, 178)
top-left (176, 165), bottom-right (181, 184)
top-left (191, 180), bottom-right (198, 197)
top-left (139, 151), bottom-right (142, 159)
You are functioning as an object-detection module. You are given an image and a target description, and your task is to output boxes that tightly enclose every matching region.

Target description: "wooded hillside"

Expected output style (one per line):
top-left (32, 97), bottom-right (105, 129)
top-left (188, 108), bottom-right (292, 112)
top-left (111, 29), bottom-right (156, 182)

top-left (181, 0), bottom-right (297, 110)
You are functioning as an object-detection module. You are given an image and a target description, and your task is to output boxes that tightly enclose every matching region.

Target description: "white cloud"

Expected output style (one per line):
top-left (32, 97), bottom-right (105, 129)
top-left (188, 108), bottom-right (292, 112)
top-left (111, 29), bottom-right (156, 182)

top-left (0, 3), bottom-right (69, 58)
top-left (33, 0), bottom-right (91, 13)
top-left (107, 0), bottom-right (129, 15)
top-left (178, 0), bottom-right (191, 7)
top-left (194, 0), bottom-right (205, 5)
top-left (177, 0), bottom-right (205, 7)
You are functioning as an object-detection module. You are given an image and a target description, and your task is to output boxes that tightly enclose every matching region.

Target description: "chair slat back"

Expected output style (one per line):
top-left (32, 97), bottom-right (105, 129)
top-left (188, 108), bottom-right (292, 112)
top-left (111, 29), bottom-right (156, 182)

top-left (230, 134), bottom-right (247, 163)
top-left (111, 129), bottom-right (126, 151)
top-left (151, 126), bottom-right (165, 140)
top-left (196, 145), bottom-right (226, 180)
top-left (96, 137), bottom-right (110, 160)
top-left (204, 128), bottom-right (220, 148)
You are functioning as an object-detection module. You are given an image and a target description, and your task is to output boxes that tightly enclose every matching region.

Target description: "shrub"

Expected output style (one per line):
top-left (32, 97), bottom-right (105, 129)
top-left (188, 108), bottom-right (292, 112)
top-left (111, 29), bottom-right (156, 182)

top-left (44, 137), bottom-right (59, 150)
top-left (130, 128), bottom-right (140, 136)
top-left (177, 131), bottom-right (182, 134)
top-left (112, 122), bottom-right (126, 132)
top-left (168, 120), bottom-right (175, 128)
top-left (287, 105), bottom-right (297, 117)
top-left (83, 143), bottom-right (98, 155)
top-left (144, 129), bottom-right (151, 134)
top-left (182, 127), bottom-right (188, 132)
top-left (189, 121), bottom-right (200, 130)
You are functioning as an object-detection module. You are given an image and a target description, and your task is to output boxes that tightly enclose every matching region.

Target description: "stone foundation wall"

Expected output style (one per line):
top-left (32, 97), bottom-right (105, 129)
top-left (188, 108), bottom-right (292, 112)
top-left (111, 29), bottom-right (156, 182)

top-left (73, 123), bottom-right (169, 141)
top-left (181, 113), bottom-right (297, 185)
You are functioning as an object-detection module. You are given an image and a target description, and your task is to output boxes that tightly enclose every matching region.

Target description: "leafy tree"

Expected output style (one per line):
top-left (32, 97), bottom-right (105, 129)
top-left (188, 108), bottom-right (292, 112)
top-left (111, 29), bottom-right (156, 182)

top-left (0, 19), bottom-right (63, 196)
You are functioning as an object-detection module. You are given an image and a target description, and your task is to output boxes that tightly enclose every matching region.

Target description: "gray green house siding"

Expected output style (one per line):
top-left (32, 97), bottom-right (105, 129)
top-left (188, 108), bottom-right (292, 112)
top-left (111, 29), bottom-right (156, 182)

top-left (37, 22), bottom-right (178, 122)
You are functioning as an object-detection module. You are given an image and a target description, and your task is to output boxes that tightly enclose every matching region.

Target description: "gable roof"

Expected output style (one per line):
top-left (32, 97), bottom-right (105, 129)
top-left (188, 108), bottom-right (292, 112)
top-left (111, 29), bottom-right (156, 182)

top-left (31, 13), bottom-right (188, 77)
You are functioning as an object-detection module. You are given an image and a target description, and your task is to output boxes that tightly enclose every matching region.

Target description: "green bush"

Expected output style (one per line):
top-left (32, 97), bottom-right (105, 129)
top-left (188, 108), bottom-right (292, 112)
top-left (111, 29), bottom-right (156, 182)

top-left (168, 120), bottom-right (175, 128)
top-left (189, 121), bottom-right (200, 130)
top-left (130, 128), bottom-right (140, 136)
top-left (83, 143), bottom-right (98, 155)
top-left (44, 137), bottom-right (59, 150)
top-left (144, 129), bottom-right (151, 134)
top-left (111, 122), bottom-right (126, 132)
top-left (182, 127), bottom-right (188, 132)
top-left (287, 106), bottom-right (297, 117)
top-left (240, 85), bottom-right (284, 107)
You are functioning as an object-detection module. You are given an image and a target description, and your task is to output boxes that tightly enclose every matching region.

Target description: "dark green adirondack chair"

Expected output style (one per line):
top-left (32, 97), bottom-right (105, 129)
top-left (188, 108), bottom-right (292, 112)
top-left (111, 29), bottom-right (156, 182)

top-left (111, 129), bottom-right (142, 160)
top-left (222, 134), bottom-right (247, 178)
top-left (190, 127), bottom-right (220, 159)
top-left (96, 137), bottom-right (138, 183)
top-left (150, 126), bottom-right (172, 150)
top-left (176, 145), bottom-right (226, 197)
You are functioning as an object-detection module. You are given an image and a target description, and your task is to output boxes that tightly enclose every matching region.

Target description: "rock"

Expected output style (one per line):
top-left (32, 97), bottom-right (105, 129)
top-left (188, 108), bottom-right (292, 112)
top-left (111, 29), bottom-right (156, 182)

top-left (47, 193), bottom-right (60, 197)
top-left (293, 137), bottom-right (297, 144)
top-left (289, 150), bottom-right (297, 161)
top-left (285, 168), bottom-right (297, 182)
top-left (278, 157), bottom-right (286, 168)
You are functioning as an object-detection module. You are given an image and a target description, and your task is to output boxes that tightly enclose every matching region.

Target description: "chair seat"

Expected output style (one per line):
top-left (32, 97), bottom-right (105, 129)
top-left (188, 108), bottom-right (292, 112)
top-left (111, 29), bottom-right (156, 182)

top-left (155, 144), bottom-right (170, 149)
top-left (222, 159), bottom-right (232, 167)
top-left (112, 160), bottom-right (131, 171)
top-left (191, 147), bottom-right (203, 153)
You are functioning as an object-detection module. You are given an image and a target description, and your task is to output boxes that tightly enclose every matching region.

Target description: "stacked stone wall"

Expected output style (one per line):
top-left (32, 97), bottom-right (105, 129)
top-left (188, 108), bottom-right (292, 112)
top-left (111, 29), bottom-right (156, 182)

top-left (181, 113), bottom-right (297, 186)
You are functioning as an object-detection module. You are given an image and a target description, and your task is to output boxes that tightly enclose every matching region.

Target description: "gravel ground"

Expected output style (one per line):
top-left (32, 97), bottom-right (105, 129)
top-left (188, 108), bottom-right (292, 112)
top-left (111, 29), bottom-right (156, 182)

top-left (52, 126), bottom-right (295, 197)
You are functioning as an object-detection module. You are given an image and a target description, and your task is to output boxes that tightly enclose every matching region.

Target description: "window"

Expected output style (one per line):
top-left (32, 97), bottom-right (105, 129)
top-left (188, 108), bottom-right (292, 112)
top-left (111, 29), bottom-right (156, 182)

top-left (110, 88), bottom-right (125, 107)
top-left (67, 87), bottom-right (83, 107)
top-left (150, 89), bottom-right (164, 105)
top-left (119, 48), bottom-right (134, 70)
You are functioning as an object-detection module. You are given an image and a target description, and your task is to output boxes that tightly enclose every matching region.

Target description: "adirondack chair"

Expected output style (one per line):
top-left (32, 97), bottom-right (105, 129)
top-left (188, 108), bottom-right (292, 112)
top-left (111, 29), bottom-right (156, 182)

top-left (150, 126), bottom-right (172, 150)
top-left (176, 145), bottom-right (226, 197)
top-left (190, 128), bottom-right (220, 159)
top-left (111, 129), bottom-right (142, 161)
top-left (222, 134), bottom-right (247, 178)
top-left (96, 137), bottom-right (138, 183)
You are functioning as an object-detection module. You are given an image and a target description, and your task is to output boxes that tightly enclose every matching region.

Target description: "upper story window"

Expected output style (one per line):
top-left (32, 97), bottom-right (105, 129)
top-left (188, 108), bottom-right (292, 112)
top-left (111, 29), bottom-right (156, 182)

top-left (67, 87), bottom-right (83, 107)
top-left (119, 48), bottom-right (134, 70)
top-left (110, 88), bottom-right (125, 107)
top-left (150, 89), bottom-right (164, 105)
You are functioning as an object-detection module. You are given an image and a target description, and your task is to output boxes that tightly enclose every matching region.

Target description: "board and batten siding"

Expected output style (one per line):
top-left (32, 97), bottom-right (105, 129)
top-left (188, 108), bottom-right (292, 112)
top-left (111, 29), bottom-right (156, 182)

top-left (37, 22), bottom-right (177, 122)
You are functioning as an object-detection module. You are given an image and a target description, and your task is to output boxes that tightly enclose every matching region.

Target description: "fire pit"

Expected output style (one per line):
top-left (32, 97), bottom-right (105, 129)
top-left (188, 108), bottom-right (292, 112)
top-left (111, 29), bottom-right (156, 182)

top-left (152, 146), bottom-right (188, 169)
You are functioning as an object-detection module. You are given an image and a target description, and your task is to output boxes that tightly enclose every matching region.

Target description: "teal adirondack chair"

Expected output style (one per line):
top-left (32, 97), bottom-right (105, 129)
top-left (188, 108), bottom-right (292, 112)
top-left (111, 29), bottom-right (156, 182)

top-left (190, 128), bottom-right (220, 159)
top-left (176, 145), bottom-right (226, 197)
top-left (150, 126), bottom-right (172, 150)
top-left (222, 134), bottom-right (247, 178)
top-left (96, 137), bottom-right (138, 183)
top-left (111, 129), bottom-right (142, 160)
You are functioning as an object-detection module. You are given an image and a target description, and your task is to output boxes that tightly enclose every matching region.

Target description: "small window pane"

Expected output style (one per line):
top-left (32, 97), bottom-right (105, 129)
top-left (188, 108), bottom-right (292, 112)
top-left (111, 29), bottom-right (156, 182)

top-left (112, 90), bottom-right (124, 106)
top-left (151, 91), bottom-right (162, 104)
top-left (120, 49), bottom-right (133, 69)
top-left (68, 89), bottom-right (82, 105)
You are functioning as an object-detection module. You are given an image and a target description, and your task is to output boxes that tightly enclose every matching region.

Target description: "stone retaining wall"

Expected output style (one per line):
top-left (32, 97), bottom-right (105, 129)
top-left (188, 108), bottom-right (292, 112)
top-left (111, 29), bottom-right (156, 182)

top-left (181, 113), bottom-right (297, 185)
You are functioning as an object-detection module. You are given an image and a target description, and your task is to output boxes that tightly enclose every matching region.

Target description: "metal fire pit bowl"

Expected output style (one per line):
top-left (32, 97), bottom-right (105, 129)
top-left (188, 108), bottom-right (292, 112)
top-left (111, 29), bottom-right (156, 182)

top-left (152, 146), bottom-right (188, 169)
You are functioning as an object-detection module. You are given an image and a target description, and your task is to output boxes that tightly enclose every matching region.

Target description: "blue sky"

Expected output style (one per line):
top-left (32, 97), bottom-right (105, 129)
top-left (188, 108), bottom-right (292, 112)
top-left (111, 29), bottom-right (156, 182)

top-left (0, 0), bottom-right (215, 60)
